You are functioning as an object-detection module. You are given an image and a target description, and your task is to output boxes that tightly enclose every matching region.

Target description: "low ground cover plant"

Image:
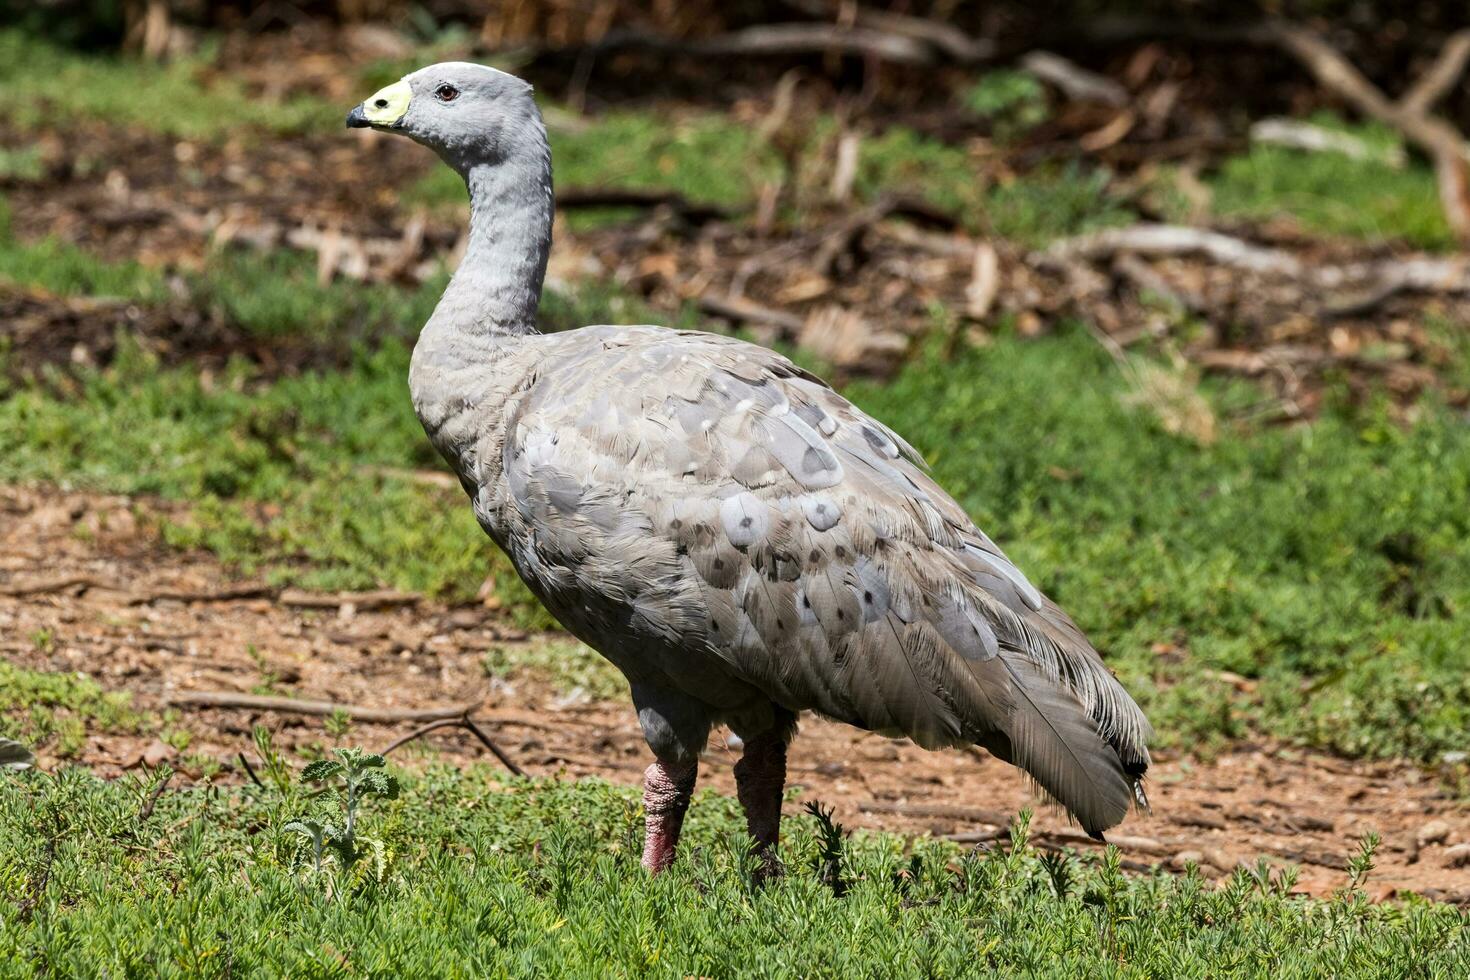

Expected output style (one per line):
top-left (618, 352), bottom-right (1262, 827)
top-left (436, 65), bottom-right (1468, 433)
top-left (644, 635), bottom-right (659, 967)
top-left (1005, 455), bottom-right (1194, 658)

top-left (1, 760), bottom-right (1465, 976)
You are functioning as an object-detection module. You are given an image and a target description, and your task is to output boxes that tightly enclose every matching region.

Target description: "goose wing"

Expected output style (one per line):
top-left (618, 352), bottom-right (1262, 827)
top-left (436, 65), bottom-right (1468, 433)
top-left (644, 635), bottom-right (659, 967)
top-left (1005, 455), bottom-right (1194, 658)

top-left (502, 325), bottom-right (1151, 835)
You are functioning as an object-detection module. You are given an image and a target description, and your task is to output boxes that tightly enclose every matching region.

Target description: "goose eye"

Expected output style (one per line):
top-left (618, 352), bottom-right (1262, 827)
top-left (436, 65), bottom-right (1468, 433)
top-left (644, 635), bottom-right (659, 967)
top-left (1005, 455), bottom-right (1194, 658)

top-left (435, 84), bottom-right (460, 102)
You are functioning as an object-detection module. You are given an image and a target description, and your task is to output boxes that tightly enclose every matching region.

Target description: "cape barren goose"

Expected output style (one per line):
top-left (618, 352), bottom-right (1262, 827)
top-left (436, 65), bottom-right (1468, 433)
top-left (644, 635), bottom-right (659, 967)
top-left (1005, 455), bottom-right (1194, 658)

top-left (347, 64), bottom-right (1152, 872)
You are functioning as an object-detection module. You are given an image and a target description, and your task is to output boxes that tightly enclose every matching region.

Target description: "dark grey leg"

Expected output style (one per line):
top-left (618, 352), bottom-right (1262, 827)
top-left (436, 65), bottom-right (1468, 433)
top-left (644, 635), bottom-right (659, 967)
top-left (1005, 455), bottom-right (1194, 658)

top-left (733, 728), bottom-right (788, 874)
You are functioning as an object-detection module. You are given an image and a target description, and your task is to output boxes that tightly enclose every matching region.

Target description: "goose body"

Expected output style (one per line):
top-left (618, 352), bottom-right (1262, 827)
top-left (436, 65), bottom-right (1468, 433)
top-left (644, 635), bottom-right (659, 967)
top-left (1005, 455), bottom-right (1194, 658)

top-left (350, 63), bottom-right (1152, 871)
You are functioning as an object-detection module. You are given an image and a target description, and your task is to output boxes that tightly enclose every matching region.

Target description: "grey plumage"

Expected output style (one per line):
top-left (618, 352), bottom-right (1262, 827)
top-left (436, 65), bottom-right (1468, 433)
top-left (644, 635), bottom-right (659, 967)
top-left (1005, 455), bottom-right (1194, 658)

top-left (349, 63), bottom-right (1152, 840)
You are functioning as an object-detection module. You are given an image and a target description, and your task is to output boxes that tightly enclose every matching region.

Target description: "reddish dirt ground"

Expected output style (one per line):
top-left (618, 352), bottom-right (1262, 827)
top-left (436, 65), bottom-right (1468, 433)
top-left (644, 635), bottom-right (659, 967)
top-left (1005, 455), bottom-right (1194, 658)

top-left (3, 485), bottom-right (1468, 905)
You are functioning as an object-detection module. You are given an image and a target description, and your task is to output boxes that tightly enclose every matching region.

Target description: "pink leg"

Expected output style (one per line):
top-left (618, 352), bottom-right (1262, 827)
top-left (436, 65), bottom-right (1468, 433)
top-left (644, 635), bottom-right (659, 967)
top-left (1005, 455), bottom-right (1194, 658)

top-left (733, 730), bottom-right (788, 871)
top-left (641, 759), bottom-right (698, 873)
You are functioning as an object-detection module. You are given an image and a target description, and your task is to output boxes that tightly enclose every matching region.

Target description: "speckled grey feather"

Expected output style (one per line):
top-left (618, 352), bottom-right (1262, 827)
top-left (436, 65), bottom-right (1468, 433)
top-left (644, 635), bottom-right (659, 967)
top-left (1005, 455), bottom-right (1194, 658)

top-left (359, 62), bottom-right (1152, 837)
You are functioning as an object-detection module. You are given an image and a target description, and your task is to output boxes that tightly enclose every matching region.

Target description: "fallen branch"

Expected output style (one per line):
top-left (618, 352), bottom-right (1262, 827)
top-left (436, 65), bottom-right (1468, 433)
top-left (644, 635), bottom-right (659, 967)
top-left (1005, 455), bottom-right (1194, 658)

top-left (1314, 255), bottom-right (1470, 293)
top-left (379, 715), bottom-right (526, 778)
top-left (1399, 29), bottom-right (1470, 117)
top-left (858, 799), bottom-right (1015, 826)
top-left (1043, 224), bottom-right (1303, 275)
top-left (1250, 117), bottom-right (1406, 167)
top-left (560, 24), bottom-right (941, 67)
top-left (697, 294), bottom-right (805, 334)
top-left (1021, 51), bottom-right (1129, 107)
top-left (557, 187), bottom-right (731, 223)
top-left (167, 691), bottom-right (478, 724)
top-left (782, 1), bottom-right (994, 64)
top-left (128, 583), bottom-right (275, 605)
top-left (0, 574), bottom-right (108, 598)
top-left (1046, 224), bottom-right (1470, 309)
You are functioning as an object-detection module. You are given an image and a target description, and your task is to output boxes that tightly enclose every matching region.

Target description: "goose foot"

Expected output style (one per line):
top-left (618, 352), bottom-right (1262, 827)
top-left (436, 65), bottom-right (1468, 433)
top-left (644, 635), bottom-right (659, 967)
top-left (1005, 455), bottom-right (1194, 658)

top-left (641, 758), bottom-right (697, 873)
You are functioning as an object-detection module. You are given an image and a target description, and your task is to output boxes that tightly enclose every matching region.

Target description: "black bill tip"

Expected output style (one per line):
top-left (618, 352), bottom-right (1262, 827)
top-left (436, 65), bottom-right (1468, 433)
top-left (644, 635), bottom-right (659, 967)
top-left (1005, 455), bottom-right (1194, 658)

top-left (346, 104), bottom-right (370, 129)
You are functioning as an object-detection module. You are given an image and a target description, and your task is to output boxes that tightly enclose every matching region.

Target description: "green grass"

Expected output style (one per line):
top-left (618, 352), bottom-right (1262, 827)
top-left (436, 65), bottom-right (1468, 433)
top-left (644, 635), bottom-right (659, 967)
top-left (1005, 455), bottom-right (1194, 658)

top-left (4, 318), bottom-right (1470, 762)
top-left (0, 224), bottom-right (694, 624)
top-left (408, 109), bottom-right (786, 229)
top-left (0, 199), bottom-right (446, 351)
top-left (4, 30), bottom-right (1445, 255)
top-left (0, 200), bottom-right (166, 301)
top-left (2, 765), bottom-right (1465, 977)
top-left (3, 29), bottom-right (1469, 768)
top-left (409, 107), bottom-right (1133, 242)
top-left (0, 146), bottom-right (44, 183)
top-left (847, 332), bottom-right (1470, 763)
top-left (0, 29), bottom-right (331, 139)
top-left (482, 637), bottom-right (626, 701)
top-left (189, 249), bottom-right (446, 344)
top-left (0, 661), bottom-right (144, 759)
top-left (1209, 117), bottom-right (1450, 249)
top-left (1, 337), bottom-right (534, 612)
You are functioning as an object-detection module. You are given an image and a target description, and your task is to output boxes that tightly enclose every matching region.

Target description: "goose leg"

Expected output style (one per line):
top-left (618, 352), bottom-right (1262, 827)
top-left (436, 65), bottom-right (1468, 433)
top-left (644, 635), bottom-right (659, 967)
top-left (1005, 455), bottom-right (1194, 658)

top-left (641, 758), bottom-right (698, 873)
top-left (733, 729), bottom-right (788, 873)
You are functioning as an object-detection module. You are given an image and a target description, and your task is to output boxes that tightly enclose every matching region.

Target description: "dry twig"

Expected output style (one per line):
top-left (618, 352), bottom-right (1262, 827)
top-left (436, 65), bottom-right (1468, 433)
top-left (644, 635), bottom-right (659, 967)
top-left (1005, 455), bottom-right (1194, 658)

top-left (557, 187), bottom-right (731, 223)
top-left (1399, 29), bottom-right (1470, 117)
top-left (782, 1), bottom-right (994, 63)
top-left (167, 691), bottom-right (479, 724)
top-left (380, 715), bottom-right (527, 777)
top-left (0, 574), bottom-right (109, 598)
top-left (1250, 117), bottom-right (1406, 167)
top-left (557, 24), bottom-right (940, 66)
top-left (697, 294), bottom-right (805, 334)
top-left (1043, 224), bottom-right (1303, 275)
top-left (135, 768), bottom-right (174, 822)
top-left (129, 584), bottom-right (275, 605)
top-left (1021, 51), bottom-right (1129, 106)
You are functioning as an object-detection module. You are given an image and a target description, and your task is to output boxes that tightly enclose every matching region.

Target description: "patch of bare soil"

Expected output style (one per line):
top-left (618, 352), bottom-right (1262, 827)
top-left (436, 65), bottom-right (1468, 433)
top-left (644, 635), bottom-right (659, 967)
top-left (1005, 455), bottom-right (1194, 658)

top-left (3, 485), bottom-right (1467, 905)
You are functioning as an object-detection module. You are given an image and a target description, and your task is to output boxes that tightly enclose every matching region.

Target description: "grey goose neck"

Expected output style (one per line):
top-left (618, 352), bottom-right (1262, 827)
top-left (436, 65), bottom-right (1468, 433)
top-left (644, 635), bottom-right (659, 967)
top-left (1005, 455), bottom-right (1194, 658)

top-left (409, 109), bottom-right (554, 476)
top-left (424, 123), bottom-right (554, 344)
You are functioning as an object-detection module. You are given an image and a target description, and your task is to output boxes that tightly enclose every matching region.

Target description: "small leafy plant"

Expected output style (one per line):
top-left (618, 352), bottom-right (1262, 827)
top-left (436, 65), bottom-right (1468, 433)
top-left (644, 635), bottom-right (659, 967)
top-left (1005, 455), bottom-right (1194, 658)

top-left (804, 801), bottom-right (848, 897)
top-left (960, 69), bottom-right (1049, 138)
top-left (283, 748), bottom-right (399, 884)
top-left (1345, 831), bottom-right (1381, 892)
